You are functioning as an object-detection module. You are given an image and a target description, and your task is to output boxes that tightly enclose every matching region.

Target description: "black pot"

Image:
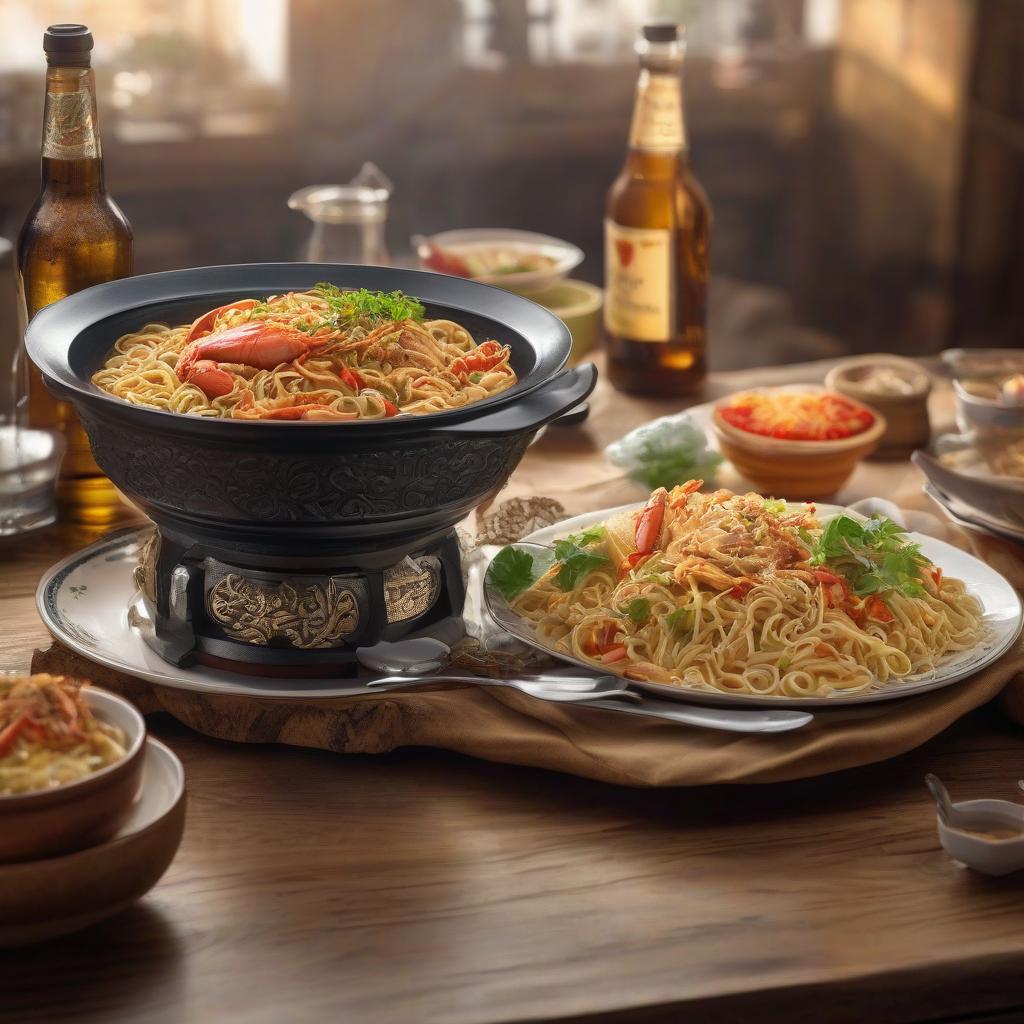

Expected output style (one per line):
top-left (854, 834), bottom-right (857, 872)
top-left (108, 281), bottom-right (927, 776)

top-left (26, 263), bottom-right (596, 670)
top-left (27, 263), bottom-right (594, 540)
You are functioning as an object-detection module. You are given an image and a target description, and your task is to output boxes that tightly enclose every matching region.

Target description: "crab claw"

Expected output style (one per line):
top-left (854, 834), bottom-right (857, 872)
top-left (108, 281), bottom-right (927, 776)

top-left (186, 359), bottom-right (235, 399)
top-left (634, 488), bottom-right (668, 556)
top-left (185, 299), bottom-right (259, 344)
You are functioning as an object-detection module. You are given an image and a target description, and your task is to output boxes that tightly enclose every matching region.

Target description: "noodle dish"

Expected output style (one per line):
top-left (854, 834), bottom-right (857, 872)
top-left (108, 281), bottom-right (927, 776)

top-left (489, 481), bottom-right (987, 700)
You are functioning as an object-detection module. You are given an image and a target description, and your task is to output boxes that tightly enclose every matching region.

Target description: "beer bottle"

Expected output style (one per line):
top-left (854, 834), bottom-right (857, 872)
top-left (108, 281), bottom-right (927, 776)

top-left (604, 22), bottom-right (711, 397)
top-left (17, 24), bottom-right (132, 521)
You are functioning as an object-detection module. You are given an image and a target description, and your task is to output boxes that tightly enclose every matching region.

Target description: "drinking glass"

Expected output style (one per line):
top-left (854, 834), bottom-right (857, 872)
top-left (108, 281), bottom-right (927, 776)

top-left (0, 237), bottom-right (62, 535)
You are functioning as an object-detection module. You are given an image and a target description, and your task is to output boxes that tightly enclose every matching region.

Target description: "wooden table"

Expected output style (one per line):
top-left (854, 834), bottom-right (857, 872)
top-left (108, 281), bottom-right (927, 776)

top-left (3, 360), bottom-right (1024, 1024)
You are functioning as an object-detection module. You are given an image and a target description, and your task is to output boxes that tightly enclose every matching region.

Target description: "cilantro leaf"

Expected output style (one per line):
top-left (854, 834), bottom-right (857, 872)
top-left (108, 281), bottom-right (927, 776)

top-left (622, 598), bottom-right (651, 623)
top-left (489, 547), bottom-right (537, 600)
top-left (812, 514), bottom-right (932, 600)
top-left (564, 524), bottom-right (606, 548)
top-left (552, 537), bottom-right (608, 592)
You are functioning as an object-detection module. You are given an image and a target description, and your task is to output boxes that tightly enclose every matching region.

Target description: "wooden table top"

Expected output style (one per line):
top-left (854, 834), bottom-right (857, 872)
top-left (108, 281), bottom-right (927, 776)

top-left (3, 360), bottom-right (1024, 1024)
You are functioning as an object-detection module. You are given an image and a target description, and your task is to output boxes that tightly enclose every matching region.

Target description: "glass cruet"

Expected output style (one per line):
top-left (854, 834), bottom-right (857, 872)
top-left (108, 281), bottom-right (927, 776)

top-left (288, 162), bottom-right (393, 265)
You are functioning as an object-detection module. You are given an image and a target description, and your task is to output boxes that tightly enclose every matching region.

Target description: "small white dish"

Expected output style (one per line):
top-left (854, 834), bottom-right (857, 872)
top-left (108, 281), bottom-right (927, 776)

top-left (414, 228), bottom-right (583, 294)
top-left (937, 798), bottom-right (1024, 876)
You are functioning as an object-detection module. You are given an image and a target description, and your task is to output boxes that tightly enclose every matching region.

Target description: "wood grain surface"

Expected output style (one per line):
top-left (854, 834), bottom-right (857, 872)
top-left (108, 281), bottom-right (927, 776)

top-left (3, 360), bottom-right (1024, 1024)
top-left (3, 521), bottom-right (1024, 1024)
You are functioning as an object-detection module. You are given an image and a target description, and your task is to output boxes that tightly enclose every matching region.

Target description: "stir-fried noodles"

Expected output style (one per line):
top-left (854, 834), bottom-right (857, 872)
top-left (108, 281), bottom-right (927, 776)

top-left (505, 482), bottom-right (985, 698)
top-left (92, 285), bottom-right (516, 421)
top-left (0, 675), bottom-right (127, 795)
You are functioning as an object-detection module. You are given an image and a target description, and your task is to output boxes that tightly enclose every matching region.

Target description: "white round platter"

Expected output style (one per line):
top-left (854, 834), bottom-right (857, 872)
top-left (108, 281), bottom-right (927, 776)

top-left (37, 528), bottom-right (375, 700)
top-left (486, 503), bottom-right (1023, 709)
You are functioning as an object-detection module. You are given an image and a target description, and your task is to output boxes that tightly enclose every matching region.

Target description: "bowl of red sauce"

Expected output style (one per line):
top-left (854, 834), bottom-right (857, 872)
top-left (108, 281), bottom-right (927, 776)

top-left (712, 386), bottom-right (886, 499)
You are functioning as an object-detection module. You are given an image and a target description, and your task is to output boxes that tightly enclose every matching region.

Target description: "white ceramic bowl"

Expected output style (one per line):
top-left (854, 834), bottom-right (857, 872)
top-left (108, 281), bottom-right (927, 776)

top-left (937, 798), bottom-right (1024, 876)
top-left (414, 228), bottom-right (584, 294)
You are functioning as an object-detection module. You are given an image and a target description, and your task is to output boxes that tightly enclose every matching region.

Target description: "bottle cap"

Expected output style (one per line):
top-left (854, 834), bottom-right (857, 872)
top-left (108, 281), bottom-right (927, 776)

top-left (642, 22), bottom-right (680, 44)
top-left (44, 24), bottom-right (94, 66)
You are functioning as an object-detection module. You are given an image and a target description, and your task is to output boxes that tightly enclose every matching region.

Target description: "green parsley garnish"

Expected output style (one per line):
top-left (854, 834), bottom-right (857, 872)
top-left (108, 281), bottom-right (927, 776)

top-left (622, 598), bottom-right (651, 623)
top-left (489, 547), bottom-right (537, 600)
top-left (552, 536), bottom-right (608, 592)
top-left (812, 514), bottom-right (930, 599)
top-left (665, 607), bottom-right (695, 632)
top-left (313, 283), bottom-right (426, 325)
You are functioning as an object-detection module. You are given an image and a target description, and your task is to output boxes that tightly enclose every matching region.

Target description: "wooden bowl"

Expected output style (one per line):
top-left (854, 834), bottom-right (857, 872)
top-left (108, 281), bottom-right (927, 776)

top-left (711, 388), bottom-right (886, 501)
top-left (0, 737), bottom-right (185, 947)
top-left (0, 687), bottom-right (146, 864)
top-left (824, 355), bottom-right (932, 458)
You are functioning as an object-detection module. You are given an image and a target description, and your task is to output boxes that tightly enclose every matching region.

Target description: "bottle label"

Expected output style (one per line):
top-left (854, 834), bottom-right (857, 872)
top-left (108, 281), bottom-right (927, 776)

top-left (629, 72), bottom-right (684, 153)
top-left (43, 90), bottom-right (98, 160)
top-left (604, 220), bottom-right (674, 342)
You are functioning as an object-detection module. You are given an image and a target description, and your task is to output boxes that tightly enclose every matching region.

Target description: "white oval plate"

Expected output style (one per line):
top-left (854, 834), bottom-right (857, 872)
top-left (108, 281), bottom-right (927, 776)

top-left (485, 503), bottom-right (1024, 708)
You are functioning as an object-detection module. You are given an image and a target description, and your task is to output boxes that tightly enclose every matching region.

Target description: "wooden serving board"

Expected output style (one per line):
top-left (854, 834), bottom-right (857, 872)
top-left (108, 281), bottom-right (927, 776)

top-left (30, 639), bottom-right (1024, 789)
top-left (31, 642), bottom-right (434, 757)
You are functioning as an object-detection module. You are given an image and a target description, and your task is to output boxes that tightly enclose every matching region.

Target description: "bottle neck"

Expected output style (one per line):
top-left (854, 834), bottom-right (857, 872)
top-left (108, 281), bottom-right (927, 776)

top-left (627, 51), bottom-right (687, 166)
top-left (40, 65), bottom-right (104, 191)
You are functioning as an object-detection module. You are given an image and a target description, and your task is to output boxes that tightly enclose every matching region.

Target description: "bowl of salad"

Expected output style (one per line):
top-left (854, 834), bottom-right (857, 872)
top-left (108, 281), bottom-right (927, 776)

top-left (414, 229), bottom-right (583, 294)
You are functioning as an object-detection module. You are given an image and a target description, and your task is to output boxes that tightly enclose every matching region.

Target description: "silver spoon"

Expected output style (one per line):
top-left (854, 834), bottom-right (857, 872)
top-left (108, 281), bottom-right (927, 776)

top-left (366, 673), bottom-right (814, 732)
top-left (357, 637), bottom-right (452, 676)
top-left (926, 773), bottom-right (955, 825)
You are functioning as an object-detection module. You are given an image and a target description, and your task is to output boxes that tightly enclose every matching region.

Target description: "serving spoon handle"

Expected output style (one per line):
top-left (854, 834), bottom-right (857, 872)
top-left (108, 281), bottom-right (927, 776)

top-left (367, 673), bottom-right (639, 703)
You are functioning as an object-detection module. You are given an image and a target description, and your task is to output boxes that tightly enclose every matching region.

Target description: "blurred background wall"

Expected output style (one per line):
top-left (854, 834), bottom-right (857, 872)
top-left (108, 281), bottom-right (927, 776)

top-left (0, 0), bottom-right (1020, 367)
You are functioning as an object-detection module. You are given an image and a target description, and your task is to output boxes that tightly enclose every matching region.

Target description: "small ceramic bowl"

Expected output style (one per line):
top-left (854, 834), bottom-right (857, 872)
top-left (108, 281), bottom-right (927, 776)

top-left (0, 686), bottom-right (146, 864)
top-left (414, 228), bottom-right (584, 294)
top-left (527, 279), bottom-right (602, 363)
top-left (825, 354), bottom-right (932, 458)
top-left (952, 379), bottom-right (1024, 443)
top-left (711, 386), bottom-right (886, 501)
top-left (937, 798), bottom-right (1024, 876)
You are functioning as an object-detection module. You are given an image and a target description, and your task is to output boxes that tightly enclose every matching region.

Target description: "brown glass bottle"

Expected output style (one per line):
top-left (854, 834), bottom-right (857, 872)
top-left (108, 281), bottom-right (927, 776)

top-left (604, 22), bottom-right (711, 397)
top-left (17, 24), bottom-right (132, 522)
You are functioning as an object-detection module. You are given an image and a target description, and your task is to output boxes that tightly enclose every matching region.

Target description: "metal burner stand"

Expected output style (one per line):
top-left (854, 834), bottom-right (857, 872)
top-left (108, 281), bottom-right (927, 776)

top-left (132, 524), bottom-right (465, 674)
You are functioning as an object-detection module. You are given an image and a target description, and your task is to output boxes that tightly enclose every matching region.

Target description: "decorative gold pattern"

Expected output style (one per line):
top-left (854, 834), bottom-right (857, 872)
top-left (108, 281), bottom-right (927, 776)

top-left (133, 530), bottom-right (160, 605)
top-left (208, 574), bottom-right (360, 648)
top-left (384, 556), bottom-right (441, 623)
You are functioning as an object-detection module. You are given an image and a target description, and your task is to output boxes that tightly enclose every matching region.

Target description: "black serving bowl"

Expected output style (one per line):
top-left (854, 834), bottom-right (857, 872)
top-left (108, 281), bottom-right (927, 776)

top-left (26, 263), bottom-right (595, 551)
